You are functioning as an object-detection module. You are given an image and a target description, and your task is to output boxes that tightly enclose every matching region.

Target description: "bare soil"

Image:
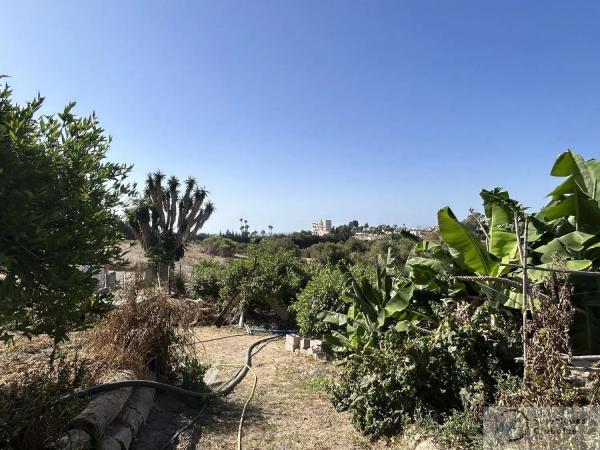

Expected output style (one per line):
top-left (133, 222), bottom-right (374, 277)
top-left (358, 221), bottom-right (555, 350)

top-left (119, 241), bottom-right (224, 275)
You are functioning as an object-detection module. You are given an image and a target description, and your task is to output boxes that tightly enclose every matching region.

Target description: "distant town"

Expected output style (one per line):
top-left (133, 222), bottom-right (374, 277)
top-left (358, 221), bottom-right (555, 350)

top-left (311, 218), bottom-right (437, 240)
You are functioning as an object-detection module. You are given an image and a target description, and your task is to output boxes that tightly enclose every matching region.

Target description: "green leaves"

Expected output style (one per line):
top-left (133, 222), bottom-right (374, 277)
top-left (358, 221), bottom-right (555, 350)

top-left (0, 83), bottom-right (134, 342)
top-left (317, 311), bottom-right (348, 326)
top-left (541, 150), bottom-right (600, 226)
top-left (438, 207), bottom-right (498, 275)
top-left (319, 252), bottom-right (429, 353)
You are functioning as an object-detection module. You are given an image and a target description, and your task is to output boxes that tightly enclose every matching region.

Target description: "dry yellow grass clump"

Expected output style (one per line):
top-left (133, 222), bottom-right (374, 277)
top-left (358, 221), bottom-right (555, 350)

top-left (89, 283), bottom-right (202, 381)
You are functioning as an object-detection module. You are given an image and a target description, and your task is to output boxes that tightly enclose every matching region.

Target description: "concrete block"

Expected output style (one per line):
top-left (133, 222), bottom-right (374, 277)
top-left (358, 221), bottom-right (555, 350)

top-left (299, 337), bottom-right (311, 350)
top-left (310, 339), bottom-right (323, 349)
top-left (143, 268), bottom-right (155, 282)
top-left (285, 334), bottom-right (300, 352)
top-left (106, 271), bottom-right (117, 289)
top-left (300, 347), bottom-right (313, 355)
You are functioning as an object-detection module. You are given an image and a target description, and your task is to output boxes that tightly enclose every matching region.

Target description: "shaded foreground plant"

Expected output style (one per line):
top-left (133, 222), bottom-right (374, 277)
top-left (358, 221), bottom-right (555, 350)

top-left (0, 355), bottom-right (93, 449)
top-left (0, 80), bottom-right (134, 343)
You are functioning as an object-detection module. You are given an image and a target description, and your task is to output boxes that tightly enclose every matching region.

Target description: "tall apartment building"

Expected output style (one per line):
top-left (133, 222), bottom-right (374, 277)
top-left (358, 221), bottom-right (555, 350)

top-left (311, 219), bottom-right (332, 236)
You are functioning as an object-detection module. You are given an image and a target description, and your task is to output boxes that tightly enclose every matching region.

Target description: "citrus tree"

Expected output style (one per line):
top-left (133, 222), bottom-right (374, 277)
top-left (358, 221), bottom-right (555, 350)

top-left (0, 80), bottom-right (133, 342)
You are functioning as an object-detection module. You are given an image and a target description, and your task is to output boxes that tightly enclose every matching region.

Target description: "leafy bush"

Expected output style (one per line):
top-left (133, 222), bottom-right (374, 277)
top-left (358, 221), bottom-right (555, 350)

top-left (0, 81), bottom-right (133, 342)
top-left (199, 236), bottom-right (237, 257)
top-left (341, 237), bottom-right (409, 267)
top-left (304, 242), bottom-right (349, 265)
top-left (259, 236), bottom-right (299, 255)
top-left (219, 246), bottom-right (308, 322)
top-left (291, 266), bottom-right (347, 338)
top-left (188, 259), bottom-right (223, 301)
top-left (328, 302), bottom-right (520, 437)
top-left (319, 255), bottom-right (430, 353)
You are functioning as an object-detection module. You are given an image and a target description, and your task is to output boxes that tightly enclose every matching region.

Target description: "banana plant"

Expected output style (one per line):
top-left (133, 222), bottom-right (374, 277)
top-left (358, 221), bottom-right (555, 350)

top-left (317, 250), bottom-right (431, 352)
top-left (431, 151), bottom-right (600, 352)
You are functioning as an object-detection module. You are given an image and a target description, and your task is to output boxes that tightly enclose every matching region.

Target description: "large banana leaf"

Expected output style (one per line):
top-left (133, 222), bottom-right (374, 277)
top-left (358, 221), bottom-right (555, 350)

top-left (323, 330), bottom-right (350, 352)
top-left (317, 311), bottom-right (348, 326)
top-left (551, 150), bottom-right (600, 200)
top-left (481, 188), bottom-right (516, 221)
top-left (534, 239), bottom-right (570, 263)
top-left (438, 207), bottom-right (498, 275)
top-left (558, 231), bottom-right (596, 251)
top-left (586, 242), bottom-right (600, 259)
top-left (385, 283), bottom-right (414, 314)
top-left (489, 229), bottom-right (518, 259)
top-left (541, 151), bottom-right (600, 225)
top-left (527, 260), bottom-right (592, 284)
top-left (534, 231), bottom-right (597, 263)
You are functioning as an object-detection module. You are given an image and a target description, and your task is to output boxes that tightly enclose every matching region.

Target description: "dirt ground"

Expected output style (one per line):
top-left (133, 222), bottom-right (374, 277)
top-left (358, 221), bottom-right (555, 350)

top-left (134, 326), bottom-right (395, 450)
top-left (120, 241), bottom-right (224, 276)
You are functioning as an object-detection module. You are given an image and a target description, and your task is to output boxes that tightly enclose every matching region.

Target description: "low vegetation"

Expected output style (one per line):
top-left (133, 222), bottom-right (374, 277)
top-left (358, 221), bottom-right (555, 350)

top-left (0, 355), bottom-right (93, 449)
top-left (90, 283), bottom-right (207, 384)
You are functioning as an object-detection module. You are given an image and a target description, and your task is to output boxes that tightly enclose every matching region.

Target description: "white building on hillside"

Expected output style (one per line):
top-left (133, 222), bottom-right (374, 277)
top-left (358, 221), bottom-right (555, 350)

top-left (312, 219), bottom-right (332, 236)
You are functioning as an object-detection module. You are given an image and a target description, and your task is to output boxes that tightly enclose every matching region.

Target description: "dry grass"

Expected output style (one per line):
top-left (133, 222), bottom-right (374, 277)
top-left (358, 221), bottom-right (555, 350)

top-left (89, 283), bottom-right (200, 380)
top-left (0, 333), bottom-right (98, 449)
top-left (171, 327), bottom-right (393, 450)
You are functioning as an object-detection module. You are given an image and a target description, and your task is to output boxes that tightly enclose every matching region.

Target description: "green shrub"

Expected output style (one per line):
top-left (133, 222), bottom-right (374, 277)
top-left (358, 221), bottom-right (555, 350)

top-left (304, 242), bottom-right (349, 265)
top-left (291, 266), bottom-right (347, 338)
top-left (0, 82), bottom-right (134, 343)
top-left (199, 236), bottom-right (237, 257)
top-left (349, 237), bottom-right (414, 267)
top-left (219, 246), bottom-right (308, 322)
top-left (259, 236), bottom-right (299, 255)
top-left (188, 260), bottom-right (223, 301)
top-left (328, 302), bottom-right (520, 437)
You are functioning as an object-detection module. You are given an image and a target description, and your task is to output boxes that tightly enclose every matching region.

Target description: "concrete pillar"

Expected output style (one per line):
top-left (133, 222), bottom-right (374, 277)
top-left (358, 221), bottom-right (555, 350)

top-left (285, 334), bottom-right (300, 352)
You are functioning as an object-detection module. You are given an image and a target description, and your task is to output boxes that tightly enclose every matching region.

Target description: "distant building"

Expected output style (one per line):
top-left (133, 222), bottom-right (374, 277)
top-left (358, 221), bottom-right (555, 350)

top-left (354, 225), bottom-right (438, 241)
top-left (312, 219), bottom-right (332, 236)
top-left (403, 226), bottom-right (438, 238)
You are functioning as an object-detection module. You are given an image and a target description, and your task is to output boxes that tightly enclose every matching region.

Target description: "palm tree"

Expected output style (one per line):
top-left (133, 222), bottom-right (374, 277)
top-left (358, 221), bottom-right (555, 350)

top-left (268, 224), bottom-right (273, 236)
top-left (261, 230), bottom-right (266, 237)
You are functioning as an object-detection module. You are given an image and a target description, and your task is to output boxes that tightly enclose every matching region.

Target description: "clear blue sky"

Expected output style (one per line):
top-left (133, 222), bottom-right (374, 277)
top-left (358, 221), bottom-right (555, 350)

top-left (2, 1), bottom-right (599, 233)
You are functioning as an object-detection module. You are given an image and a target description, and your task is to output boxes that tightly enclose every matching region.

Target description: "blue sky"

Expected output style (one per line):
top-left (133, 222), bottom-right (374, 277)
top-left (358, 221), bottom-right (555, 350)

top-left (2, 1), bottom-right (599, 233)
